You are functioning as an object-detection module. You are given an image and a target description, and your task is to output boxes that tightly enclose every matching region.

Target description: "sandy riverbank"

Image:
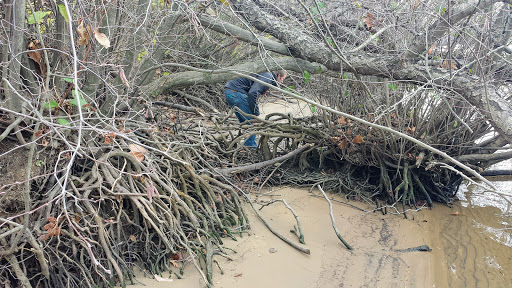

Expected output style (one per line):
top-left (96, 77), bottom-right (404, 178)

top-left (130, 186), bottom-right (448, 288)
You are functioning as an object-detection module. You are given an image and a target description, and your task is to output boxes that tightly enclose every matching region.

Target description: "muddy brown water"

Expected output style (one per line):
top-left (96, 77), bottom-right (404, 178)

top-left (430, 176), bottom-right (512, 287)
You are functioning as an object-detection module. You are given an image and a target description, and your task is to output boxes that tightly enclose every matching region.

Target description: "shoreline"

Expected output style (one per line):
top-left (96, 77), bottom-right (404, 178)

top-left (130, 186), bottom-right (444, 288)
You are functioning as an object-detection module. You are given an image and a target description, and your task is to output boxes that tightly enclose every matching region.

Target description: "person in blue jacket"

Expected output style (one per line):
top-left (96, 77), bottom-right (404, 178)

top-left (224, 70), bottom-right (287, 147)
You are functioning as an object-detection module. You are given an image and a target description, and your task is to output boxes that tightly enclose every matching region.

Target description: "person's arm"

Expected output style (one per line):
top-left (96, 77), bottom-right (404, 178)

top-left (247, 73), bottom-right (274, 116)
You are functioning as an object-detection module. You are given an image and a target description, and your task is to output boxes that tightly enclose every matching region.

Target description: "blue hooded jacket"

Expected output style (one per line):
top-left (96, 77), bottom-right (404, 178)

top-left (225, 72), bottom-right (278, 116)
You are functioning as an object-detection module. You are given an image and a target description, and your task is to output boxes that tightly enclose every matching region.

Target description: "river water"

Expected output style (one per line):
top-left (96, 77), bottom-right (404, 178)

top-left (430, 159), bottom-right (512, 287)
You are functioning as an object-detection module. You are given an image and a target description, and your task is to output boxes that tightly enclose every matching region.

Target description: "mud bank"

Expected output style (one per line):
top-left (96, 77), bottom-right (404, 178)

top-left (130, 187), bottom-right (444, 288)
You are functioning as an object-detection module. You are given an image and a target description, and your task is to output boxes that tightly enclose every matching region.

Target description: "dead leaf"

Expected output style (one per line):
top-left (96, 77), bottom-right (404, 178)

top-left (154, 275), bottom-right (173, 282)
top-left (412, 0), bottom-right (421, 11)
top-left (170, 260), bottom-right (178, 267)
top-left (338, 138), bottom-right (347, 149)
top-left (27, 40), bottom-right (47, 76)
top-left (104, 132), bottom-right (116, 144)
top-left (128, 144), bottom-right (147, 162)
top-left (77, 20), bottom-right (90, 45)
top-left (27, 40), bottom-right (42, 64)
top-left (42, 216), bottom-right (61, 239)
top-left (450, 212), bottom-right (465, 216)
top-left (170, 252), bottom-right (183, 261)
top-left (253, 177), bottom-right (260, 184)
top-left (93, 27), bottom-right (110, 49)
top-left (442, 60), bottom-right (457, 70)
top-left (407, 126), bottom-right (416, 134)
top-left (119, 67), bottom-right (129, 88)
top-left (337, 116), bottom-right (347, 125)
top-left (363, 13), bottom-right (376, 30)
top-left (129, 235), bottom-right (136, 242)
top-left (427, 43), bottom-right (435, 55)
top-left (353, 135), bottom-right (364, 143)
top-left (234, 273), bottom-right (243, 277)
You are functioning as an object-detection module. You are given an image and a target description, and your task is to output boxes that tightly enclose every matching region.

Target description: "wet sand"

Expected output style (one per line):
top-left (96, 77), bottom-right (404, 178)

top-left (130, 187), bottom-right (442, 288)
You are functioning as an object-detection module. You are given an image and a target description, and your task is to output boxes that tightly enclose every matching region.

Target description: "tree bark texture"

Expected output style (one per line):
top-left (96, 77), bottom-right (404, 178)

top-left (229, 0), bottom-right (512, 145)
top-left (144, 57), bottom-right (325, 97)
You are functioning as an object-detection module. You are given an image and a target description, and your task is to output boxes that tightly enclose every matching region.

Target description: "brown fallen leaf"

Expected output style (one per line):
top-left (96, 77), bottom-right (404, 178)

top-left (93, 27), bottom-right (110, 48)
top-left (442, 60), bottom-right (457, 70)
top-left (338, 138), bottom-right (347, 149)
top-left (170, 252), bottom-right (183, 261)
top-left (337, 116), bottom-right (347, 125)
top-left (234, 273), bottom-right (243, 277)
top-left (119, 67), bottom-right (129, 88)
top-left (104, 132), bottom-right (116, 144)
top-left (363, 12), bottom-right (377, 30)
top-left (27, 40), bottom-right (42, 64)
top-left (353, 135), bottom-right (364, 144)
top-left (427, 43), bottom-right (435, 55)
top-left (128, 144), bottom-right (147, 162)
top-left (77, 20), bottom-right (90, 45)
top-left (129, 235), bottom-right (136, 242)
top-left (450, 212), bottom-right (465, 216)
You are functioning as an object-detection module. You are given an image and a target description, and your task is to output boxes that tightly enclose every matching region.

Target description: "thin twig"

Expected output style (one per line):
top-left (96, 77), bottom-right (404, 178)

top-left (318, 185), bottom-right (353, 250)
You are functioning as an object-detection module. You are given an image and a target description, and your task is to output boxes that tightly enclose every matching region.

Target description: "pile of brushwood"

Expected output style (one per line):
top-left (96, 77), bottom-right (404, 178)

top-left (0, 88), bottom-right (503, 287)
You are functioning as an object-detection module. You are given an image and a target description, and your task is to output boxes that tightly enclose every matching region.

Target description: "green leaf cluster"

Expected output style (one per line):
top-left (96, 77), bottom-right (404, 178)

top-left (387, 83), bottom-right (397, 91)
top-left (44, 99), bottom-right (59, 109)
top-left (27, 11), bottom-right (51, 25)
top-left (57, 5), bottom-right (69, 22)
top-left (70, 90), bottom-right (88, 107)
top-left (303, 70), bottom-right (311, 84)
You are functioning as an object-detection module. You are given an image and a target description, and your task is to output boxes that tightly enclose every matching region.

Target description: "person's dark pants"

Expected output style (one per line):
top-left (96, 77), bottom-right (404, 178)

top-left (224, 89), bottom-right (257, 147)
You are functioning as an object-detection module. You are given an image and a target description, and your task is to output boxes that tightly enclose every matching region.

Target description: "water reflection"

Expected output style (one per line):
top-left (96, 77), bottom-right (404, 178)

top-left (438, 175), bottom-right (512, 287)
top-left (457, 178), bottom-right (512, 215)
top-left (474, 220), bottom-right (512, 247)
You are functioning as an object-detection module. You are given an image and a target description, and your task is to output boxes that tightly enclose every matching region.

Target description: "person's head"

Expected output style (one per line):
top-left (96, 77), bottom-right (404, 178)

top-left (276, 70), bottom-right (287, 84)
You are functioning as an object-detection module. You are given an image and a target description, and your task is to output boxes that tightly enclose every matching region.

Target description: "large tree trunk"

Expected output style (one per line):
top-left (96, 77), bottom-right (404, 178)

top-left (143, 57), bottom-right (325, 97)
top-left (229, 0), bottom-right (512, 145)
top-left (3, 0), bottom-right (27, 112)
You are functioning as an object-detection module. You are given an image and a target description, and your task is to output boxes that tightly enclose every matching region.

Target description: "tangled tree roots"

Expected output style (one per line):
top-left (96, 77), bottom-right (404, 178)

top-left (0, 106), bottom-right (472, 287)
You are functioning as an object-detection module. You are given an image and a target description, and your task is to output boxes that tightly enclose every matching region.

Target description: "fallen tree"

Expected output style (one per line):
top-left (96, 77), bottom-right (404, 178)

top-left (1, 0), bottom-right (512, 287)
